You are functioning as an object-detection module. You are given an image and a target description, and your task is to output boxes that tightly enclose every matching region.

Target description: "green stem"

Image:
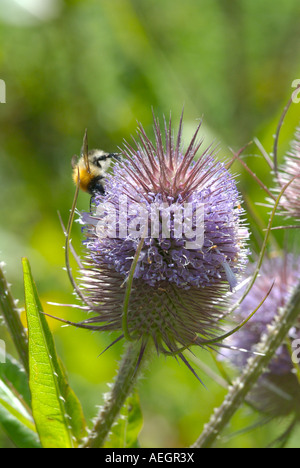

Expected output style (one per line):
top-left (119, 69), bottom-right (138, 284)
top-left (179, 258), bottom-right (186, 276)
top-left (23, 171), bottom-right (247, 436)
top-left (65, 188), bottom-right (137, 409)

top-left (122, 224), bottom-right (148, 341)
top-left (82, 341), bottom-right (144, 448)
top-left (0, 263), bottom-right (29, 373)
top-left (192, 279), bottom-right (300, 448)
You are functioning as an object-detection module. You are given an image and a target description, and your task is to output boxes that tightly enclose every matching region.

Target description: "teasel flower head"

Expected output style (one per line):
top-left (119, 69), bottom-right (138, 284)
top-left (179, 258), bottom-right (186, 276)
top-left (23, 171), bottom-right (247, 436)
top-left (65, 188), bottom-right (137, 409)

top-left (73, 112), bottom-right (249, 373)
top-left (275, 125), bottom-right (300, 221)
top-left (222, 255), bottom-right (300, 417)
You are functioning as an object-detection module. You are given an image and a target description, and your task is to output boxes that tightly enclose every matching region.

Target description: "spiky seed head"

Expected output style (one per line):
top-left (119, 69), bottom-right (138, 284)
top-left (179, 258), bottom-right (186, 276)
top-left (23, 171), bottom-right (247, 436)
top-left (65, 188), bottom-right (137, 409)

top-left (77, 113), bottom-right (249, 372)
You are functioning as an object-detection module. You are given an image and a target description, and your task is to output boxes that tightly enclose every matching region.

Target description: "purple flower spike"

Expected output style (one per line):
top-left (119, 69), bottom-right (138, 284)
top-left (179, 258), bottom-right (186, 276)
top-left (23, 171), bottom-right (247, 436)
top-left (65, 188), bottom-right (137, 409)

top-left (222, 255), bottom-right (300, 417)
top-left (77, 112), bottom-right (249, 364)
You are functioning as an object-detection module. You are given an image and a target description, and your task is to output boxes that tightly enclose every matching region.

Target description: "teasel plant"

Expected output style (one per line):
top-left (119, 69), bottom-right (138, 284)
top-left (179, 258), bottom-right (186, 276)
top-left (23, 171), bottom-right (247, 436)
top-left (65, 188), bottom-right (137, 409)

top-left (57, 111), bottom-right (252, 448)
top-left (191, 87), bottom-right (300, 448)
top-left (273, 124), bottom-right (300, 222)
top-left (217, 254), bottom-right (300, 447)
top-left (263, 83), bottom-right (300, 230)
top-left (0, 103), bottom-right (300, 449)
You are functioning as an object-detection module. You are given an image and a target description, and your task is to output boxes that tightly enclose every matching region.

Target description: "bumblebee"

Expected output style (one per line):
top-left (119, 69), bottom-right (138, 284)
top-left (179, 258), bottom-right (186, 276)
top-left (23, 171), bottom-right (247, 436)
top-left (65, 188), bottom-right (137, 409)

top-left (72, 129), bottom-right (120, 195)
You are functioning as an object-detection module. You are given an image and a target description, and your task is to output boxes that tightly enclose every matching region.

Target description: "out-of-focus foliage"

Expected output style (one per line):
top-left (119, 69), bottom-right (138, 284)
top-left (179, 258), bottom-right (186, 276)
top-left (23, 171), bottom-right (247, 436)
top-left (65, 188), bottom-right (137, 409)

top-left (0, 0), bottom-right (300, 448)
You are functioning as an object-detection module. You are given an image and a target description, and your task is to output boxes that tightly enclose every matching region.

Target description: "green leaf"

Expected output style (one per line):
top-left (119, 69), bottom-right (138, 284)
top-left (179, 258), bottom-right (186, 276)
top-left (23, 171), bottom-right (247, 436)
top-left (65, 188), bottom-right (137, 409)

top-left (0, 263), bottom-right (29, 373)
top-left (0, 354), bottom-right (31, 408)
top-left (104, 390), bottom-right (143, 448)
top-left (57, 358), bottom-right (88, 443)
top-left (22, 257), bottom-right (86, 448)
top-left (0, 379), bottom-right (41, 448)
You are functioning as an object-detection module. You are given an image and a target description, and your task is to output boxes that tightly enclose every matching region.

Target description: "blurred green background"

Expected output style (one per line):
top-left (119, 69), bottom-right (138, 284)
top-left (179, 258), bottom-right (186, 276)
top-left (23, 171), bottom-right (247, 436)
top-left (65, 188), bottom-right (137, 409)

top-left (0, 0), bottom-right (300, 448)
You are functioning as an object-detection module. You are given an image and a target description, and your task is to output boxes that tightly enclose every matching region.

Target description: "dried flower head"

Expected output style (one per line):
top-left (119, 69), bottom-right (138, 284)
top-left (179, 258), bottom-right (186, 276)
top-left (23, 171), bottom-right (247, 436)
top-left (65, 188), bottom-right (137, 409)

top-left (70, 113), bottom-right (249, 374)
top-left (276, 125), bottom-right (300, 221)
top-left (222, 255), bottom-right (300, 417)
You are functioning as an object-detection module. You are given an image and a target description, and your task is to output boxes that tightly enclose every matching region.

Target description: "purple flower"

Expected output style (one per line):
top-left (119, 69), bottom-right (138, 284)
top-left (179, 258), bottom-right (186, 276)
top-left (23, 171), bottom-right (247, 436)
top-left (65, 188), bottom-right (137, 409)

top-left (76, 113), bottom-right (249, 366)
top-left (222, 255), bottom-right (300, 417)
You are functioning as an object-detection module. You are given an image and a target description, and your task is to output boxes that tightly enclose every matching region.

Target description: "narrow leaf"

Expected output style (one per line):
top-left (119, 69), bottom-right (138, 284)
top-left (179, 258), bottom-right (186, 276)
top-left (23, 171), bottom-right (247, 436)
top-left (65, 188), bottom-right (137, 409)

top-left (22, 258), bottom-right (86, 448)
top-left (0, 380), bottom-right (40, 448)
top-left (0, 263), bottom-right (29, 373)
top-left (0, 354), bottom-right (31, 409)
